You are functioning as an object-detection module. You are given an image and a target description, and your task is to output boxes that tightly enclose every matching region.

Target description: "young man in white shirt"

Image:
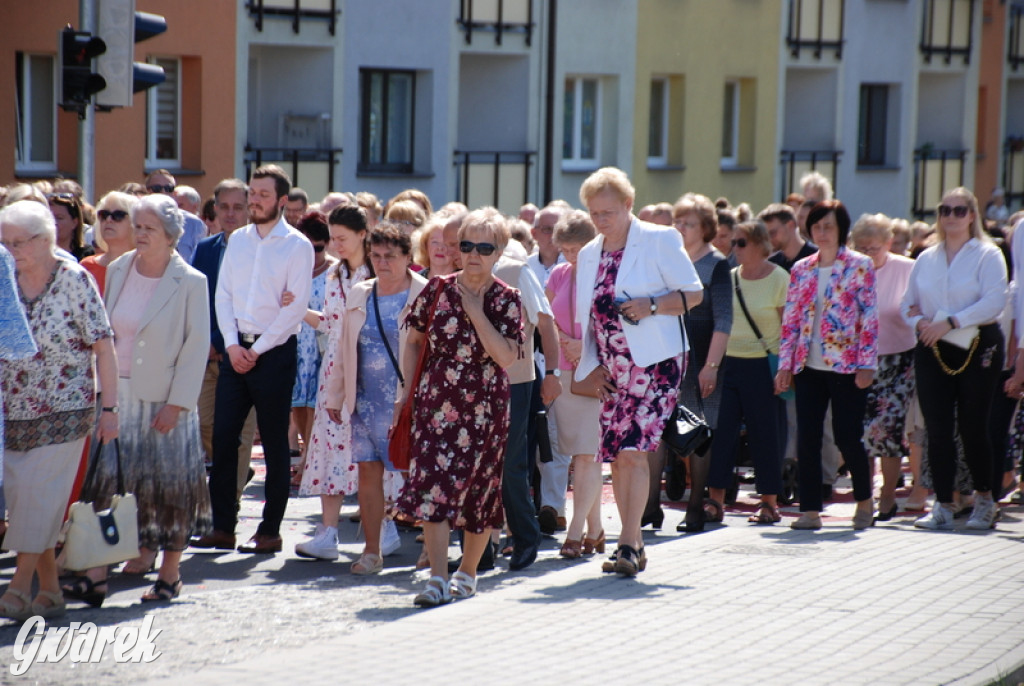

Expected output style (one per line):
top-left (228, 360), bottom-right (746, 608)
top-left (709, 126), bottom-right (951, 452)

top-left (193, 165), bottom-right (314, 554)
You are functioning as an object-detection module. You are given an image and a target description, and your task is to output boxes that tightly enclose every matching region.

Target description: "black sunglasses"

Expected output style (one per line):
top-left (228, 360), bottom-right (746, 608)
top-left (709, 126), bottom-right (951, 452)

top-left (937, 204), bottom-right (970, 218)
top-left (147, 184), bottom-right (175, 194)
top-left (459, 240), bottom-right (497, 256)
top-left (731, 238), bottom-right (748, 248)
top-left (97, 209), bottom-right (129, 222)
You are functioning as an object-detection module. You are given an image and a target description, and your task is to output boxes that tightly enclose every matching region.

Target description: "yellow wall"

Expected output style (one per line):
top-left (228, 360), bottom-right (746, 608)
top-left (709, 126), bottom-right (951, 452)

top-left (632, 0), bottom-right (782, 209)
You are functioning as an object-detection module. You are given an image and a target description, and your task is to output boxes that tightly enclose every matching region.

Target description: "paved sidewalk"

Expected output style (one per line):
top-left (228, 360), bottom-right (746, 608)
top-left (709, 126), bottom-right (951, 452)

top-left (152, 493), bottom-right (1024, 686)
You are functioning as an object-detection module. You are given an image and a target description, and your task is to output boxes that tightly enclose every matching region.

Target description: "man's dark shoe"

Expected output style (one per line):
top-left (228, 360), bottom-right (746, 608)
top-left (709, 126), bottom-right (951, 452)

top-left (447, 542), bottom-right (496, 573)
top-left (538, 506), bottom-right (558, 535)
top-left (237, 533), bottom-right (283, 554)
top-left (191, 530), bottom-right (236, 550)
top-left (509, 542), bottom-right (538, 571)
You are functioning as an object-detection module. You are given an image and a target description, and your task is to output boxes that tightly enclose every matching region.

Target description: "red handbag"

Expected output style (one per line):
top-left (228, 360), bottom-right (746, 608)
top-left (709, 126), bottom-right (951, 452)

top-left (388, 281), bottom-right (444, 471)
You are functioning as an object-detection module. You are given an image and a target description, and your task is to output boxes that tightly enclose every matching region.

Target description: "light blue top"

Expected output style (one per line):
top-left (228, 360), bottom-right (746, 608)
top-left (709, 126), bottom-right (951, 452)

top-left (0, 246), bottom-right (39, 462)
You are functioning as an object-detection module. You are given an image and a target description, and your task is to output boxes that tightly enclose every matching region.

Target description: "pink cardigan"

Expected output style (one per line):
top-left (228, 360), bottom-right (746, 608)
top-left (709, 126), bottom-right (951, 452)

top-left (778, 247), bottom-right (878, 375)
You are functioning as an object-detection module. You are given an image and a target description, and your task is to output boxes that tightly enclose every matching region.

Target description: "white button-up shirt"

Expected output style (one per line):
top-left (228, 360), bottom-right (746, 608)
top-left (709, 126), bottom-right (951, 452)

top-left (215, 216), bottom-right (314, 356)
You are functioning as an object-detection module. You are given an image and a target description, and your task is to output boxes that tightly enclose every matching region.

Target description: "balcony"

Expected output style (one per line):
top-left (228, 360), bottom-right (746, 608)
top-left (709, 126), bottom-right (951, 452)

top-left (1009, 3), bottom-right (1024, 71)
top-left (911, 147), bottom-right (967, 218)
top-left (247, 0), bottom-right (340, 35)
top-left (786, 0), bottom-right (845, 59)
top-left (1003, 137), bottom-right (1024, 210)
top-left (243, 145), bottom-right (342, 203)
top-left (453, 150), bottom-right (534, 214)
top-left (920, 0), bottom-right (975, 65)
top-left (778, 150), bottom-right (841, 200)
top-left (458, 0), bottom-right (534, 46)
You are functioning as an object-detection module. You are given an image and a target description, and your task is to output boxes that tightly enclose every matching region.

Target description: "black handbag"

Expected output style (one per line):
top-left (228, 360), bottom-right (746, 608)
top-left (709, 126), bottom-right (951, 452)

top-left (661, 297), bottom-right (714, 457)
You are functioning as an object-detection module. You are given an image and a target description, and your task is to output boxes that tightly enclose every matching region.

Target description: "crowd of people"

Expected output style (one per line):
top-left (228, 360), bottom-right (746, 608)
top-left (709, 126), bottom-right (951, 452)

top-left (0, 166), bottom-right (1022, 617)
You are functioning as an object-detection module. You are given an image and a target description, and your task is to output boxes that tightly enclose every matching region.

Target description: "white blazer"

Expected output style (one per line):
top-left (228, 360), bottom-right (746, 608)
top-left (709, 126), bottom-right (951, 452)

top-left (574, 217), bottom-right (701, 378)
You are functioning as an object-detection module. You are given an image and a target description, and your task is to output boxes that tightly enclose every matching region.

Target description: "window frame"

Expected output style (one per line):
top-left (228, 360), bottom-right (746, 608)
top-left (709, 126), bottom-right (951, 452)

top-left (145, 56), bottom-right (182, 169)
top-left (858, 83), bottom-right (889, 167)
top-left (359, 68), bottom-right (417, 175)
top-left (562, 75), bottom-right (601, 171)
top-left (647, 77), bottom-right (670, 166)
top-left (721, 80), bottom-right (740, 167)
top-left (14, 52), bottom-right (58, 174)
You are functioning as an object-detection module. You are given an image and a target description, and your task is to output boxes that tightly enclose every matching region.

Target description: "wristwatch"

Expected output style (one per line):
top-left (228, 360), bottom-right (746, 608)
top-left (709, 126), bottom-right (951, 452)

top-left (650, 297), bottom-right (658, 315)
top-left (545, 369), bottom-right (562, 378)
top-left (101, 406), bottom-right (119, 414)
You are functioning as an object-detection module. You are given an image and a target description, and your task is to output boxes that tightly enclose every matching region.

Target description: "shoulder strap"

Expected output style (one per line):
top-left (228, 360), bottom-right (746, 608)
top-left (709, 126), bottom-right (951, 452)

top-left (84, 437), bottom-right (124, 496)
top-left (372, 281), bottom-right (404, 385)
top-left (733, 271), bottom-right (769, 352)
top-left (677, 292), bottom-right (707, 418)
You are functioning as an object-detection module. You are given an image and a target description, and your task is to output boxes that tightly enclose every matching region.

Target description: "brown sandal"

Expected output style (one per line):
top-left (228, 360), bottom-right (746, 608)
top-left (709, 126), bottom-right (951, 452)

top-left (582, 530), bottom-right (605, 554)
top-left (748, 502), bottom-right (781, 524)
top-left (559, 538), bottom-right (583, 559)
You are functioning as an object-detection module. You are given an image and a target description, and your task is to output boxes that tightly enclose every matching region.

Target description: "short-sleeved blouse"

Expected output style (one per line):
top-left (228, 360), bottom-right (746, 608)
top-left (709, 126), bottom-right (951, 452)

top-left (546, 261), bottom-right (578, 371)
top-left (3, 259), bottom-right (113, 451)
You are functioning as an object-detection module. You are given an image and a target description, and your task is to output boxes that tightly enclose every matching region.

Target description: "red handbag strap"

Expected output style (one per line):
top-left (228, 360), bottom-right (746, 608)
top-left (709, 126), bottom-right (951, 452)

top-left (407, 278), bottom-right (446, 404)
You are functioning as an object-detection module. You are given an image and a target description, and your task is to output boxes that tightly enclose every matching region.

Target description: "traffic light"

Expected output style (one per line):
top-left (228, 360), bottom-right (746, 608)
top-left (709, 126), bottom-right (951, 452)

top-left (58, 26), bottom-right (107, 114)
top-left (96, 0), bottom-right (167, 108)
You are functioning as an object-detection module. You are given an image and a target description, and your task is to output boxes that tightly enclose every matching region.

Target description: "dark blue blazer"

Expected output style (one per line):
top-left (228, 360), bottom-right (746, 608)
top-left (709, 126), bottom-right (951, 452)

top-left (191, 233), bottom-right (228, 355)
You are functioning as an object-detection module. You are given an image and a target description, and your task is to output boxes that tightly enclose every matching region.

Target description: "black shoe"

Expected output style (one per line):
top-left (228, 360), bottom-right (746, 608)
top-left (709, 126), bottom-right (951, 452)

top-left (447, 542), bottom-right (496, 573)
top-left (641, 506), bottom-right (664, 530)
top-left (665, 459), bottom-right (687, 502)
top-left (537, 506), bottom-right (558, 536)
top-left (509, 542), bottom-right (538, 571)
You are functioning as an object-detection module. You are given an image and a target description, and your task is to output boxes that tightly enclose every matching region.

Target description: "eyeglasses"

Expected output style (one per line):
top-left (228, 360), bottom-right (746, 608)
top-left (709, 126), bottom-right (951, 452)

top-left (459, 241), bottom-right (497, 256)
top-left (370, 251), bottom-right (403, 262)
top-left (97, 209), bottom-right (129, 222)
top-left (147, 185), bottom-right (175, 194)
top-left (1, 235), bottom-right (41, 252)
top-left (938, 204), bottom-right (970, 218)
top-left (731, 238), bottom-right (748, 248)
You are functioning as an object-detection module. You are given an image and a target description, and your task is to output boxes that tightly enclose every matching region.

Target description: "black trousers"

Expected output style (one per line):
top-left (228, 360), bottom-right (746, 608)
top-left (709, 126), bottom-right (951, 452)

top-left (794, 366), bottom-right (872, 511)
top-left (915, 324), bottom-right (1003, 503)
top-left (209, 336), bottom-right (297, 536)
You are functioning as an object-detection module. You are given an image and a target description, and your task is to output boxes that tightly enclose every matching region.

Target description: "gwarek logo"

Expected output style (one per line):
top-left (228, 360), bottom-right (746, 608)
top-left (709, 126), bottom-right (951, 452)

top-left (10, 615), bottom-right (162, 676)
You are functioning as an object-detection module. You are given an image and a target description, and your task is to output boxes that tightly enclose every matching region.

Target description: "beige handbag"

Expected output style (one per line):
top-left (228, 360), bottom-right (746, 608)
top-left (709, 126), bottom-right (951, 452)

top-left (61, 439), bottom-right (140, 571)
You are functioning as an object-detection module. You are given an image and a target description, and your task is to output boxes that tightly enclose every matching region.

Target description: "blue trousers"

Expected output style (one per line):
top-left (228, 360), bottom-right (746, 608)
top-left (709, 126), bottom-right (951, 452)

top-left (503, 382), bottom-right (540, 551)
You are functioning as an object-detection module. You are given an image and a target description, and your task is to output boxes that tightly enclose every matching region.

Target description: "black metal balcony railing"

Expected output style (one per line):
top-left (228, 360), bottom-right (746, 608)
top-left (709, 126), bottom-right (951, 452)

top-left (786, 0), bottom-right (845, 59)
top-left (1002, 137), bottom-right (1024, 209)
top-left (920, 0), bottom-right (975, 65)
top-left (778, 150), bottom-right (841, 201)
top-left (244, 145), bottom-right (342, 193)
top-left (453, 150), bottom-right (534, 210)
top-left (1009, 3), bottom-right (1024, 71)
top-left (458, 0), bottom-right (534, 46)
top-left (911, 147), bottom-right (967, 218)
top-left (247, 0), bottom-right (340, 35)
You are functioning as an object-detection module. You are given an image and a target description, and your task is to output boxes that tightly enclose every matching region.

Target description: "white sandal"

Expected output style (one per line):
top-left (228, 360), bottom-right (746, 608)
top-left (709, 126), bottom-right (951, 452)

top-left (350, 552), bottom-right (383, 576)
top-left (413, 576), bottom-right (452, 608)
top-left (449, 570), bottom-right (477, 600)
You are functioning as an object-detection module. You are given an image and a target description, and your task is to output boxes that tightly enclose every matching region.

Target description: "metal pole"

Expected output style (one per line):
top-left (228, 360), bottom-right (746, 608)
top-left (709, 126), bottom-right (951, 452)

top-left (79, 0), bottom-right (97, 204)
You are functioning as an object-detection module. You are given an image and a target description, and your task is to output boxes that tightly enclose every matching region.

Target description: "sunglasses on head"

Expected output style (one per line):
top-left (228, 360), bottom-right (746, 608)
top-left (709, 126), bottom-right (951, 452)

top-left (731, 238), bottom-right (748, 248)
top-left (459, 240), bottom-right (497, 256)
top-left (147, 184), bottom-right (175, 194)
top-left (937, 204), bottom-right (970, 218)
top-left (97, 209), bottom-right (129, 222)
top-left (48, 192), bottom-right (77, 202)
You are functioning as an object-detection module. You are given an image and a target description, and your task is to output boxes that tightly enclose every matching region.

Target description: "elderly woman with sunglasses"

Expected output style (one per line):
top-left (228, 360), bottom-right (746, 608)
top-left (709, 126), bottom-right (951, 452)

top-left (80, 191), bottom-right (138, 295)
top-left (903, 188), bottom-right (1008, 531)
top-left (394, 207), bottom-right (523, 607)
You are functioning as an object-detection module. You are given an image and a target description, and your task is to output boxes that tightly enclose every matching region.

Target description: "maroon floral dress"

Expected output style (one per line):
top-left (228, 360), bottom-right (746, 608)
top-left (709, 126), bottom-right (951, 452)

top-left (592, 249), bottom-right (682, 463)
top-left (395, 274), bottom-right (523, 533)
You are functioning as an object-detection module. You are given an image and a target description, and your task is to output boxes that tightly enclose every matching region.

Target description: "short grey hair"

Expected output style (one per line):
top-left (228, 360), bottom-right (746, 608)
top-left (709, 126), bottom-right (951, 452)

top-left (0, 200), bottom-right (57, 249)
top-left (133, 194), bottom-right (184, 247)
top-left (173, 185), bottom-right (201, 207)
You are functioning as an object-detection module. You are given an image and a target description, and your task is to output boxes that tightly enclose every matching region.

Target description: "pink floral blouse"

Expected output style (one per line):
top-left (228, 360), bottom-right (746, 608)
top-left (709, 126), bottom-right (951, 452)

top-left (778, 247), bottom-right (878, 375)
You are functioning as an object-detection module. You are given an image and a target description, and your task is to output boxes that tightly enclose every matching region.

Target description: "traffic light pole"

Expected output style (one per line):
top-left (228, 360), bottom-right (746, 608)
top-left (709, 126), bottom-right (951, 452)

top-left (78, 0), bottom-right (97, 204)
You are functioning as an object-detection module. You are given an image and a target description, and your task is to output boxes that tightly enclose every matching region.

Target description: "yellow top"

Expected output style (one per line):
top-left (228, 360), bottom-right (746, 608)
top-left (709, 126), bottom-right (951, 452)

top-left (726, 265), bottom-right (790, 359)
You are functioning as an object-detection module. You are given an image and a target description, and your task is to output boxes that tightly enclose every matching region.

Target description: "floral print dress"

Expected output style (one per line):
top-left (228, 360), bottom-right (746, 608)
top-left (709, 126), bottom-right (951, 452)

top-left (592, 249), bottom-right (681, 463)
top-left (395, 274), bottom-right (523, 533)
top-left (300, 263), bottom-right (370, 496)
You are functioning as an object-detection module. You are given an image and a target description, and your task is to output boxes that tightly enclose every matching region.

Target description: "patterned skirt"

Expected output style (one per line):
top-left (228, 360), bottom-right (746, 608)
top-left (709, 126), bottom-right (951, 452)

top-left (863, 350), bottom-right (915, 458)
top-left (79, 379), bottom-right (212, 551)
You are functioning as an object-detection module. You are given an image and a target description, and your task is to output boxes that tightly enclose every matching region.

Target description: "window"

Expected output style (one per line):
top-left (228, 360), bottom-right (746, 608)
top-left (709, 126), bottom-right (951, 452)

top-left (563, 76), bottom-right (600, 169)
top-left (858, 84), bottom-right (888, 166)
top-left (647, 78), bottom-right (669, 165)
top-left (15, 53), bottom-right (57, 172)
top-left (360, 69), bottom-right (415, 173)
top-left (721, 81), bottom-right (740, 166)
top-left (146, 57), bottom-right (180, 167)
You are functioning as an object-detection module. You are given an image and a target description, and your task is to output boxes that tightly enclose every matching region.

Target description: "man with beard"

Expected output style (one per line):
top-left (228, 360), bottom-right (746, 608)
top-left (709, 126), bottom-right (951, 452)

top-left (192, 165), bottom-right (313, 553)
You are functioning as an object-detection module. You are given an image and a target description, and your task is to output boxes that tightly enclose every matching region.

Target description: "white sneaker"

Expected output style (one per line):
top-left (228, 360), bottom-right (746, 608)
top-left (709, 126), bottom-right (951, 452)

top-left (965, 495), bottom-right (998, 530)
top-left (295, 524), bottom-right (339, 560)
top-left (914, 504), bottom-right (954, 530)
top-left (381, 519), bottom-right (401, 557)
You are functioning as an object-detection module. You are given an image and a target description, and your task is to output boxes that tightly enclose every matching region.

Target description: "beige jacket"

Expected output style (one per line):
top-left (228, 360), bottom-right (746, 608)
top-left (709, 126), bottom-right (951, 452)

top-left (105, 251), bottom-right (211, 410)
top-left (325, 272), bottom-right (427, 417)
